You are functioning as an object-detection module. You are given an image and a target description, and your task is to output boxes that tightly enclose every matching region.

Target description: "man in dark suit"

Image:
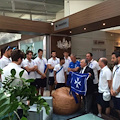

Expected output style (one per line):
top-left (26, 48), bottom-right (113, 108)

top-left (80, 59), bottom-right (94, 113)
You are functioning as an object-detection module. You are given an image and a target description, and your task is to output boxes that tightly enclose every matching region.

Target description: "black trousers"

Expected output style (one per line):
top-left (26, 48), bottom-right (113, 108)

top-left (56, 83), bottom-right (66, 89)
top-left (17, 109), bottom-right (23, 119)
top-left (83, 94), bottom-right (93, 113)
top-left (17, 109), bottom-right (26, 120)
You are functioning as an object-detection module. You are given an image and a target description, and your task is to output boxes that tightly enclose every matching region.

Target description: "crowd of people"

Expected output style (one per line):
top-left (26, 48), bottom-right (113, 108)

top-left (0, 45), bottom-right (120, 118)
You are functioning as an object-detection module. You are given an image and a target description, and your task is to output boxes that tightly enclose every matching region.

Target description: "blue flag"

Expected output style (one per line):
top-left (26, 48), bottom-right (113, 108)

top-left (69, 72), bottom-right (89, 103)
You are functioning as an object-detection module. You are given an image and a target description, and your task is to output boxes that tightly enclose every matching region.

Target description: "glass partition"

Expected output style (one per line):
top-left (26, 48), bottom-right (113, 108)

top-left (19, 36), bottom-right (46, 58)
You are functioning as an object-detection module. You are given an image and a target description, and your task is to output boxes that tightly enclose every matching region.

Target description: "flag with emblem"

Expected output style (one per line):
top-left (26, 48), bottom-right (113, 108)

top-left (69, 72), bottom-right (89, 103)
top-left (71, 72), bottom-right (89, 96)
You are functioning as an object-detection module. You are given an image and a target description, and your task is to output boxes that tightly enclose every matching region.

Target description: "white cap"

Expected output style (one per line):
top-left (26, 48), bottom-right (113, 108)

top-left (103, 91), bottom-right (111, 101)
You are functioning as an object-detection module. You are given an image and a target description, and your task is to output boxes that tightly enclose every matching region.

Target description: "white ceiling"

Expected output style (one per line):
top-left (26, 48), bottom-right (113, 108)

top-left (0, 0), bottom-right (64, 22)
top-left (0, 0), bottom-right (64, 46)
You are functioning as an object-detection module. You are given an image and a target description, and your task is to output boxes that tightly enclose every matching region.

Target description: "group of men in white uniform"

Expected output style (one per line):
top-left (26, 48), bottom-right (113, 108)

top-left (0, 46), bottom-right (71, 97)
top-left (0, 46), bottom-right (120, 118)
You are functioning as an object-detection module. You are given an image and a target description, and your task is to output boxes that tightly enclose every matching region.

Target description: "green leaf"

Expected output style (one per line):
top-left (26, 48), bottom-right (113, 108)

top-left (19, 70), bottom-right (24, 78)
top-left (11, 69), bottom-right (16, 77)
top-left (43, 102), bottom-right (49, 107)
top-left (1, 69), bottom-right (50, 117)
top-left (0, 104), bottom-right (10, 117)
top-left (20, 78), bottom-right (26, 81)
top-left (0, 68), bottom-right (3, 74)
top-left (0, 98), bottom-right (9, 106)
top-left (6, 102), bottom-right (19, 114)
top-left (21, 116), bottom-right (27, 120)
top-left (26, 79), bottom-right (34, 83)
top-left (1, 116), bottom-right (10, 120)
top-left (1, 113), bottom-right (16, 120)
top-left (0, 104), bottom-right (10, 113)
top-left (46, 109), bottom-right (50, 115)
top-left (0, 92), bottom-right (5, 99)
top-left (38, 96), bottom-right (41, 101)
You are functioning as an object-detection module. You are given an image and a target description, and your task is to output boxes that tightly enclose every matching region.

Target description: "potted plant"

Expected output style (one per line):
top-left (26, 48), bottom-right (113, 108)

top-left (0, 69), bottom-right (50, 120)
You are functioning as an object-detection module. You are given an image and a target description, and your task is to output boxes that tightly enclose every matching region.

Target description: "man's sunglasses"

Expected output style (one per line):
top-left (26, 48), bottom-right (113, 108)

top-left (6, 46), bottom-right (17, 51)
top-left (5, 46), bottom-right (12, 51)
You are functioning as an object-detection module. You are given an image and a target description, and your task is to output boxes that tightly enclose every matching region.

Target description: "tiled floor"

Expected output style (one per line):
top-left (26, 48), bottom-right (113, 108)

top-left (43, 90), bottom-right (50, 96)
top-left (43, 90), bottom-right (55, 96)
top-left (52, 108), bottom-right (84, 120)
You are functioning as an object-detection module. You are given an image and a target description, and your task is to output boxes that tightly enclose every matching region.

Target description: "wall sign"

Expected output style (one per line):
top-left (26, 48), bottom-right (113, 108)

top-left (54, 18), bottom-right (69, 31)
top-left (93, 40), bottom-right (105, 45)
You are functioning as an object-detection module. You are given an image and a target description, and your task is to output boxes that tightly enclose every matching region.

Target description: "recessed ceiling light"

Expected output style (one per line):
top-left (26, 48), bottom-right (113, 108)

top-left (70, 30), bottom-right (72, 33)
top-left (51, 23), bottom-right (54, 26)
top-left (103, 23), bottom-right (106, 26)
top-left (84, 28), bottom-right (86, 30)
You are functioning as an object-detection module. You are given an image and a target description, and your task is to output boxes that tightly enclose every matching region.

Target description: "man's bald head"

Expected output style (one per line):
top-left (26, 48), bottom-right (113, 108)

top-left (99, 57), bottom-right (108, 68)
top-left (100, 58), bottom-right (108, 65)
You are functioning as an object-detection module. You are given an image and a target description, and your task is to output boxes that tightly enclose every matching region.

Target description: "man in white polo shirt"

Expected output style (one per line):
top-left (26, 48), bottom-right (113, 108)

top-left (0, 46), bottom-right (12, 87)
top-left (86, 52), bottom-right (101, 114)
top-left (111, 51), bottom-right (120, 118)
top-left (97, 58), bottom-right (112, 117)
top-left (34, 49), bottom-right (47, 96)
top-left (1, 49), bottom-right (28, 86)
top-left (22, 50), bottom-right (37, 85)
top-left (54, 57), bottom-right (67, 89)
top-left (48, 51), bottom-right (60, 96)
top-left (1, 49), bottom-right (28, 119)
top-left (0, 46), bottom-right (12, 69)
top-left (63, 51), bottom-right (71, 78)
top-left (86, 52), bottom-right (100, 91)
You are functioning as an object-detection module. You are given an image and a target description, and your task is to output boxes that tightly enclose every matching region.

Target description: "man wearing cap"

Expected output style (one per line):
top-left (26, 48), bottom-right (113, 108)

top-left (97, 58), bottom-right (112, 117)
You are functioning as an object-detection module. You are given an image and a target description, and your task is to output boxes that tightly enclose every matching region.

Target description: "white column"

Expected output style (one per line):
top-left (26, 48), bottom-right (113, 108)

top-left (46, 35), bottom-right (51, 59)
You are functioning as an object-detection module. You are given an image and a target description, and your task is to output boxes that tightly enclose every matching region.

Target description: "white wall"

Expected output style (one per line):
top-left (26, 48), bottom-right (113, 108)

top-left (64, 0), bottom-right (106, 17)
top-left (71, 31), bottom-right (120, 62)
top-left (53, 9), bottom-right (64, 21)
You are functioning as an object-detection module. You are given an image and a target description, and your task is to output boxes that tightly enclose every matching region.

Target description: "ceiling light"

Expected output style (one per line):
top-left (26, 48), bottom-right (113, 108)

top-left (103, 23), bottom-right (105, 26)
top-left (84, 28), bottom-right (86, 30)
top-left (51, 23), bottom-right (54, 26)
top-left (70, 30), bottom-right (72, 34)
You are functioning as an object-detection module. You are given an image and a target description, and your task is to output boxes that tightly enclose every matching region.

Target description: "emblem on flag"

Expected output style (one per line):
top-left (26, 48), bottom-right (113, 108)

top-left (68, 72), bottom-right (89, 103)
